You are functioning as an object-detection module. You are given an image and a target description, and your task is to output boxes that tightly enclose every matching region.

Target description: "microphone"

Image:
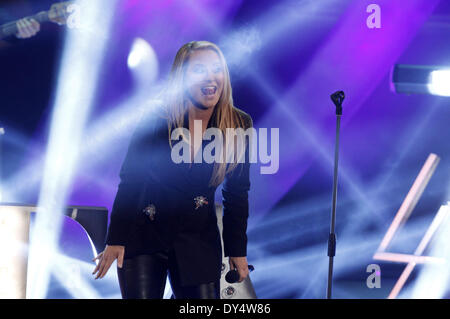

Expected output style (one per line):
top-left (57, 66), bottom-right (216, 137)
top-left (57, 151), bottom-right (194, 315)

top-left (225, 264), bottom-right (255, 283)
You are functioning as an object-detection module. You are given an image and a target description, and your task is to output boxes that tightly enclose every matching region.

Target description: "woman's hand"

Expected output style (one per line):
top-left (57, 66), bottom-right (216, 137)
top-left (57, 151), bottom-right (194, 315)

top-left (15, 18), bottom-right (40, 39)
top-left (92, 245), bottom-right (125, 279)
top-left (229, 256), bottom-right (249, 283)
top-left (48, 2), bottom-right (70, 25)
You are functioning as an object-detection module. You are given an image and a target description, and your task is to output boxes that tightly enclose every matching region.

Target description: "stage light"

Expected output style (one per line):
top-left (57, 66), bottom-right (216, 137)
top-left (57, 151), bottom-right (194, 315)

top-left (127, 37), bottom-right (159, 92)
top-left (392, 64), bottom-right (450, 96)
top-left (427, 69), bottom-right (450, 97)
top-left (27, 0), bottom-right (117, 299)
top-left (128, 38), bottom-right (156, 69)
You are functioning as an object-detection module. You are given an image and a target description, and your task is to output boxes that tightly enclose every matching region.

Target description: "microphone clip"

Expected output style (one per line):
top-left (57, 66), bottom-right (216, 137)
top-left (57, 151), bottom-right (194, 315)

top-left (330, 91), bottom-right (344, 115)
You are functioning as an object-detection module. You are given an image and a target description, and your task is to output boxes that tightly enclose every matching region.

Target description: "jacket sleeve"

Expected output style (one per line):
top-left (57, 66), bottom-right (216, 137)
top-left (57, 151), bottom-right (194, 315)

top-left (221, 113), bottom-right (253, 257)
top-left (104, 116), bottom-right (156, 246)
top-left (0, 10), bottom-right (21, 44)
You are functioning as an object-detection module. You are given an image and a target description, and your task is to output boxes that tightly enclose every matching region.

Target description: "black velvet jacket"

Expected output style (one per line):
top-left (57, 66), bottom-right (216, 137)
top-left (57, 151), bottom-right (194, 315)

top-left (105, 105), bottom-right (252, 286)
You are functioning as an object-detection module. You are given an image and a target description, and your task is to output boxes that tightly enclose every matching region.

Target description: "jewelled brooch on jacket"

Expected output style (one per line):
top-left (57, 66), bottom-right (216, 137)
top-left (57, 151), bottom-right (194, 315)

top-left (143, 203), bottom-right (156, 221)
top-left (194, 196), bottom-right (208, 210)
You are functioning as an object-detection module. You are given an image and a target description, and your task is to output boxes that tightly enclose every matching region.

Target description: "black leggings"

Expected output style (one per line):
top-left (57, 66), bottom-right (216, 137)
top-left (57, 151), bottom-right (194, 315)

top-left (117, 250), bottom-right (220, 299)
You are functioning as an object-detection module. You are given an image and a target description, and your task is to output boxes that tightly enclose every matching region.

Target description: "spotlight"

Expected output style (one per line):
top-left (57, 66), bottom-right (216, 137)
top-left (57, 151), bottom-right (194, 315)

top-left (127, 37), bottom-right (159, 87)
top-left (428, 69), bottom-right (450, 97)
top-left (128, 38), bottom-right (152, 69)
top-left (28, 0), bottom-right (117, 299)
top-left (391, 64), bottom-right (450, 96)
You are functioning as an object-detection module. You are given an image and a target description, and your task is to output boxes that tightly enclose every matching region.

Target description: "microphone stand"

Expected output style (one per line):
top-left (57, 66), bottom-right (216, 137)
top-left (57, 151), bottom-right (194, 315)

top-left (326, 91), bottom-right (344, 299)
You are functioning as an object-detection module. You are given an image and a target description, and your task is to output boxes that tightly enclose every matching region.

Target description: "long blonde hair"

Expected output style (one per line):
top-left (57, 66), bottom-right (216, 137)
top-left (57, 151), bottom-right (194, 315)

top-left (161, 41), bottom-right (248, 188)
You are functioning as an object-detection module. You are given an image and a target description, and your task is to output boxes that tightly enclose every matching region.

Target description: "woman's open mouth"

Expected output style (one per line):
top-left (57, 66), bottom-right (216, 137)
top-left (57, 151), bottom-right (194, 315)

top-left (201, 86), bottom-right (217, 96)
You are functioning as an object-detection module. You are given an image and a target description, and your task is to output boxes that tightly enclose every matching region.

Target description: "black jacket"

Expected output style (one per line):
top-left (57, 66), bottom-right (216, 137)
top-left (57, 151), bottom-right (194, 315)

top-left (105, 105), bottom-right (252, 286)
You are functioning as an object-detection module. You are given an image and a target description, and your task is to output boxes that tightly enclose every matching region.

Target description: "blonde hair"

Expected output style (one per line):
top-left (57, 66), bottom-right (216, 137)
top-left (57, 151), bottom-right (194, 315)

top-left (161, 40), bottom-right (249, 188)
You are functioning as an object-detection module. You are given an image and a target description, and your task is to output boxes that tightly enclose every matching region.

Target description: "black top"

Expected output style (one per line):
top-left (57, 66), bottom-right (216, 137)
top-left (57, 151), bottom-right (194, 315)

top-left (104, 104), bottom-right (253, 285)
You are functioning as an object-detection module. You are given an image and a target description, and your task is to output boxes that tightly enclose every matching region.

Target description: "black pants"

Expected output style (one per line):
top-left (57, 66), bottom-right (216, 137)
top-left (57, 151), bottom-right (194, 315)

top-left (117, 249), bottom-right (220, 299)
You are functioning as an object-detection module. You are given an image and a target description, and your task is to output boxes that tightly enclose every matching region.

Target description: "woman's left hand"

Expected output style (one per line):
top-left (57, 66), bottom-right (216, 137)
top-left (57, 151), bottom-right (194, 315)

top-left (229, 256), bottom-right (249, 282)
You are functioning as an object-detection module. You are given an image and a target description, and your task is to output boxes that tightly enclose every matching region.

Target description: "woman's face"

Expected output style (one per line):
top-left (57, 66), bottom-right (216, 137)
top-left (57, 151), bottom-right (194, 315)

top-left (184, 49), bottom-right (225, 110)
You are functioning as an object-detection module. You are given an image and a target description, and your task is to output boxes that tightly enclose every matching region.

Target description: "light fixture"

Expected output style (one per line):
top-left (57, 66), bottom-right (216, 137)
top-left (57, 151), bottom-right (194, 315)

top-left (391, 64), bottom-right (450, 96)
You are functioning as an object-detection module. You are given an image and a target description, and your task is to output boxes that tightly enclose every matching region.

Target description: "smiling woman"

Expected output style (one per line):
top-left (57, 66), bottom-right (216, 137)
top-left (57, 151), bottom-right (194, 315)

top-left (165, 41), bottom-right (251, 186)
top-left (185, 49), bottom-right (224, 109)
top-left (92, 40), bottom-right (254, 299)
